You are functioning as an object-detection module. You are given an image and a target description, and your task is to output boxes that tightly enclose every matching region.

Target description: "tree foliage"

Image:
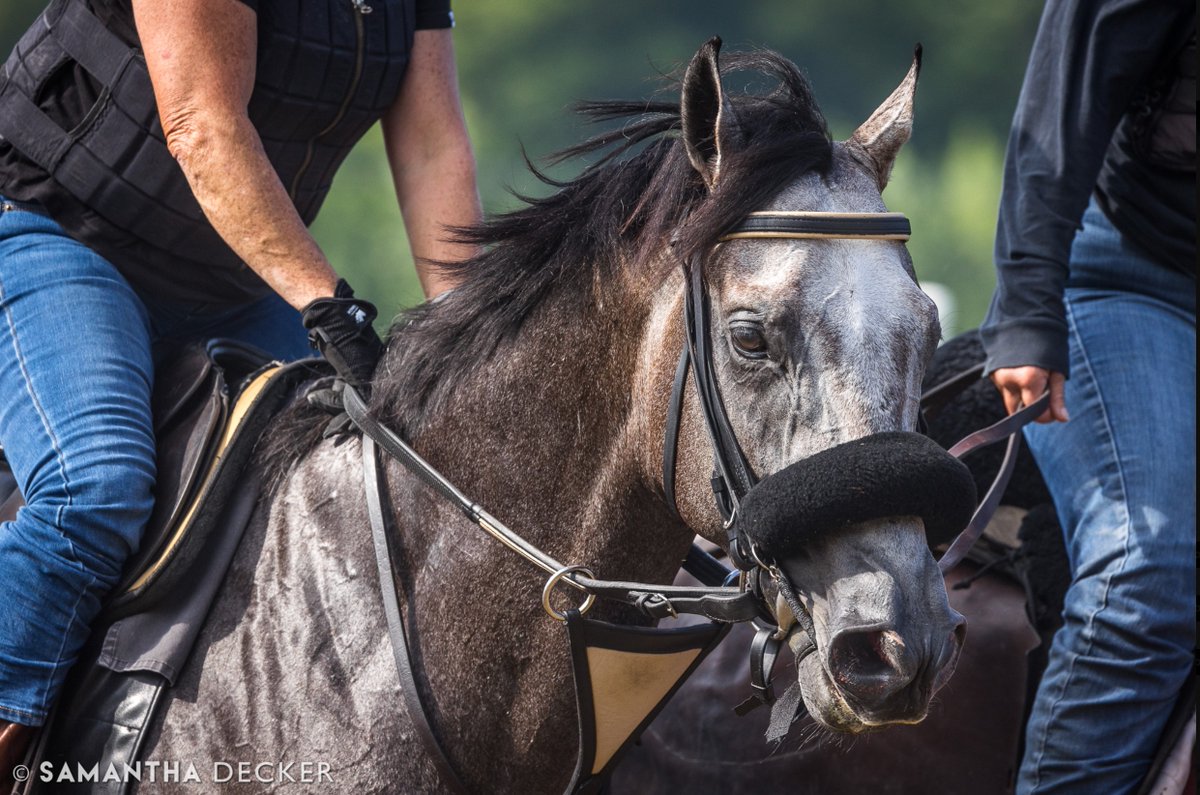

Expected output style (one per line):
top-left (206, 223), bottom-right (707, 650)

top-left (2, 1), bottom-right (1043, 334)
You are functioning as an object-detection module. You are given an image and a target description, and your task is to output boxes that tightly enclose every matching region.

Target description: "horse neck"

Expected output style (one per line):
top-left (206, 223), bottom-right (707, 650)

top-left (404, 265), bottom-right (692, 588)
top-left (382, 264), bottom-right (695, 791)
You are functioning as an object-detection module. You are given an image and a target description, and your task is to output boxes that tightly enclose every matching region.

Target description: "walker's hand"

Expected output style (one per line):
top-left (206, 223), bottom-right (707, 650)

top-left (990, 366), bottom-right (1069, 424)
top-left (301, 280), bottom-right (384, 392)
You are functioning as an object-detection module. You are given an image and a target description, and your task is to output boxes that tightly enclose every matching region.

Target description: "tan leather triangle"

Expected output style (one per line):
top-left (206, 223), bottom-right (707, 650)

top-left (585, 646), bottom-right (704, 773)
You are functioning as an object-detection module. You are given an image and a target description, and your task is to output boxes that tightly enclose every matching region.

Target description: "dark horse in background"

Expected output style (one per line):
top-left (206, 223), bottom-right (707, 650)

top-left (135, 39), bottom-right (972, 792)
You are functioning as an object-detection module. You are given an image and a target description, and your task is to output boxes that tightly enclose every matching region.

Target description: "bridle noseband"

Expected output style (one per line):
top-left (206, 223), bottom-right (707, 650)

top-left (662, 210), bottom-right (913, 570)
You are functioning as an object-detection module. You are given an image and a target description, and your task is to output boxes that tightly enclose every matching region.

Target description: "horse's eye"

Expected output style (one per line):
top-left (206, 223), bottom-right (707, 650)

top-left (730, 323), bottom-right (769, 358)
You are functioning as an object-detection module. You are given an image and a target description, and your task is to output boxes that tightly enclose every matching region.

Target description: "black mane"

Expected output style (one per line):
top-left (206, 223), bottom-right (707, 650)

top-left (372, 49), bottom-right (831, 432)
top-left (260, 48), bottom-right (832, 481)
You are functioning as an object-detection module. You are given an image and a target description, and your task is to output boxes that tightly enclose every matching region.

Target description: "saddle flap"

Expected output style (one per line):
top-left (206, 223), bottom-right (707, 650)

top-left (117, 338), bottom-right (281, 598)
top-left (150, 342), bottom-right (219, 434)
top-left (134, 344), bottom-right (230, 581)
top-left (106, 355), bottom-right (330, 619)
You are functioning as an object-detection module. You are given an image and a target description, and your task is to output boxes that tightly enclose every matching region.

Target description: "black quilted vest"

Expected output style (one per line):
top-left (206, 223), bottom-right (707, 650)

top-left (0, 0), bottom-right (414, 303)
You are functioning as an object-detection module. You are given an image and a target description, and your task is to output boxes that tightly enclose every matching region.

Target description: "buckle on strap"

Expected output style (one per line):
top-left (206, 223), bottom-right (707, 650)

top-left (734, 626), bottom-right (784, 715)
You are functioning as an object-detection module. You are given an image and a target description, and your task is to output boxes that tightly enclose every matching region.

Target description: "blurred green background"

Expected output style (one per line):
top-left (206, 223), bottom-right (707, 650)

top-left (1, 1), bottom-right (1043, 337)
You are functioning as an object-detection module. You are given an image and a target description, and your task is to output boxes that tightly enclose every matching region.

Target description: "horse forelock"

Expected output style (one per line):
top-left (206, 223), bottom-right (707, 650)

top-left (371, 48), bottom-right (833, 435)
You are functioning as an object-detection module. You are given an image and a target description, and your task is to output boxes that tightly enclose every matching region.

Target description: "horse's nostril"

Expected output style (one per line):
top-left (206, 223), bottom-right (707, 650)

top-left (828, 628), bottom-right (916, 702)
top-left (940, 618), bottom-right (967, 666)
top-left (931, 621), bottom-right (968, 692)
top-left (832, 630), bottom-right (893, 677)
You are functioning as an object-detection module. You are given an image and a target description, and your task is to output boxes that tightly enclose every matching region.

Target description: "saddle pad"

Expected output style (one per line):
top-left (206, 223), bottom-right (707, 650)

top-left (114, 343), bottom-right (233, 598)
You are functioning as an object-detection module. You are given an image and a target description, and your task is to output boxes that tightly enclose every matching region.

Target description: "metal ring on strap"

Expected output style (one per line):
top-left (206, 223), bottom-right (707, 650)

top-left (542, 565), bottom-right (597, 621)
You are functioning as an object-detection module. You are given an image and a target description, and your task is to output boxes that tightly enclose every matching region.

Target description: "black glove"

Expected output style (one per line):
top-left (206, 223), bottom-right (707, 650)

top-left (300, 279), bottom-right (384, 391)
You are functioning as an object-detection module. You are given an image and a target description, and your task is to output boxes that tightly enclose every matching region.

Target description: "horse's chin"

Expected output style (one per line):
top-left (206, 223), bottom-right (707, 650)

top-left (792, 637), bottom-right (941, 734)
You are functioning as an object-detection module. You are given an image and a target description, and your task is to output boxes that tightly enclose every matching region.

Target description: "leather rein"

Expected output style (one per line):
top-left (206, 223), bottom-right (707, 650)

top-left (338, 209), bottom-right (1048, 793)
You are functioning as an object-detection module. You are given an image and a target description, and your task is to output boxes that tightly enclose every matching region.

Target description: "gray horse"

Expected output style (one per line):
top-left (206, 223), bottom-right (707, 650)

top-left (141, 40), bottom-right (961, 792)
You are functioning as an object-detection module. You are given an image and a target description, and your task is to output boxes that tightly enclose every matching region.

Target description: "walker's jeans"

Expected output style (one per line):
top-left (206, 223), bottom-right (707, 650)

top-left (0, 199), bottom-right (310, 725)
top-left (1018, 200), bottom-right (1196, 794)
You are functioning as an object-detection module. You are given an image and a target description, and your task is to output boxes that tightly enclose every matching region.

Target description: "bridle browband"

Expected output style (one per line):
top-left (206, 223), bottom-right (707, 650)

top-left (662, 210), bottom-right (912, 570)
top-left (721, 211), bottom-right (913, 241)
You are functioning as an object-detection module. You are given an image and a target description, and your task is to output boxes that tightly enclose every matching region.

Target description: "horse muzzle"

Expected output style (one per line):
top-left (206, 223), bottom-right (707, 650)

top-left (732, 433), bottom-right (975, 732)
top-left (779, 555), bottom-right (966, 733)
top-left (820, 612), bottom-right (965, 728)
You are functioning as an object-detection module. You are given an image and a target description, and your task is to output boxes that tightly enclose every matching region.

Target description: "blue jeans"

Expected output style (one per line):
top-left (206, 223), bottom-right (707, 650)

top-left (0, 198), bottom-right (311, 725)
top-left (1018, 200), bottom-right (1196, 794)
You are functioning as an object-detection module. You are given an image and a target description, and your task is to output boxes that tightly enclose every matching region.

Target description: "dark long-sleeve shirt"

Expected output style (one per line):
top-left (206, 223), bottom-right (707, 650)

top-left (981, 0), bottom-right (1196, 376)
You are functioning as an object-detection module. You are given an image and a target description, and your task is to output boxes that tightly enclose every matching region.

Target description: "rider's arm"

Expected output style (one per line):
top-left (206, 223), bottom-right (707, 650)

top-left (382, 28), bottom-right (481, 299)
top-left (132, 0), bottom-right (337, 309)
top-left (979, 0), bottom-right (1189, 421)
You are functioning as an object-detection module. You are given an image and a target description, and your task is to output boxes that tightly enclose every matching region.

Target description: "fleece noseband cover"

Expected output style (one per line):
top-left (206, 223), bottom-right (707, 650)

top-left (736, 432), bottom-right (977, 560)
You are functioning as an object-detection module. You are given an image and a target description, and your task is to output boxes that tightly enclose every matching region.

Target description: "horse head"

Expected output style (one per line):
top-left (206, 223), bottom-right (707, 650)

top-left (668, 39), bottom-right (965, 733)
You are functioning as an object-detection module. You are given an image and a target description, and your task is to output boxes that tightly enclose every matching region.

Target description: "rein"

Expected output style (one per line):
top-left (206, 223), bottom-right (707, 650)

top-left (337, 209), bottom-right (1048, 793)
top-left (343, 385), bottom-right (763, 624)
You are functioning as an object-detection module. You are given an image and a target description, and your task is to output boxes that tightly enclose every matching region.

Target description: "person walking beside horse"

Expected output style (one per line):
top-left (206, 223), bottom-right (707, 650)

top-left (981, 0), bottom-right (1195, 791)
top-left (0, 0), bottom-right (480, 777)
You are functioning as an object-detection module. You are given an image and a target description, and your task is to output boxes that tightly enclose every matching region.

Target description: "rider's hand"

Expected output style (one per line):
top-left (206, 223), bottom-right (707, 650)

top-left (990, 366), bottom-right (1069, 424)
top-left (300, 279), bottom-right (384, 392)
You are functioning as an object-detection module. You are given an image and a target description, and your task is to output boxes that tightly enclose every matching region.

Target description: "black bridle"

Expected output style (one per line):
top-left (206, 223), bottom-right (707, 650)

top-left (662, 211), bottom-right (914, 570)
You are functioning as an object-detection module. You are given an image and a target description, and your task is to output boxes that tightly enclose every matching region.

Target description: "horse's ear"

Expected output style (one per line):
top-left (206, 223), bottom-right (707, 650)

top-left (682, 37), bottom-right (737, 190)
top-left (847, 45), bottom-right (922, 191)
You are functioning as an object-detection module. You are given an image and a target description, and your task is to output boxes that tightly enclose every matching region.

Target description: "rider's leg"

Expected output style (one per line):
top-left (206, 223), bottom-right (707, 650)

top-left (1018, 199), bottom-right (1196, 794)
top-left (0, 201), bottom-right (157, 730)
top-left (138, 288), bottom-right (313, 363)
